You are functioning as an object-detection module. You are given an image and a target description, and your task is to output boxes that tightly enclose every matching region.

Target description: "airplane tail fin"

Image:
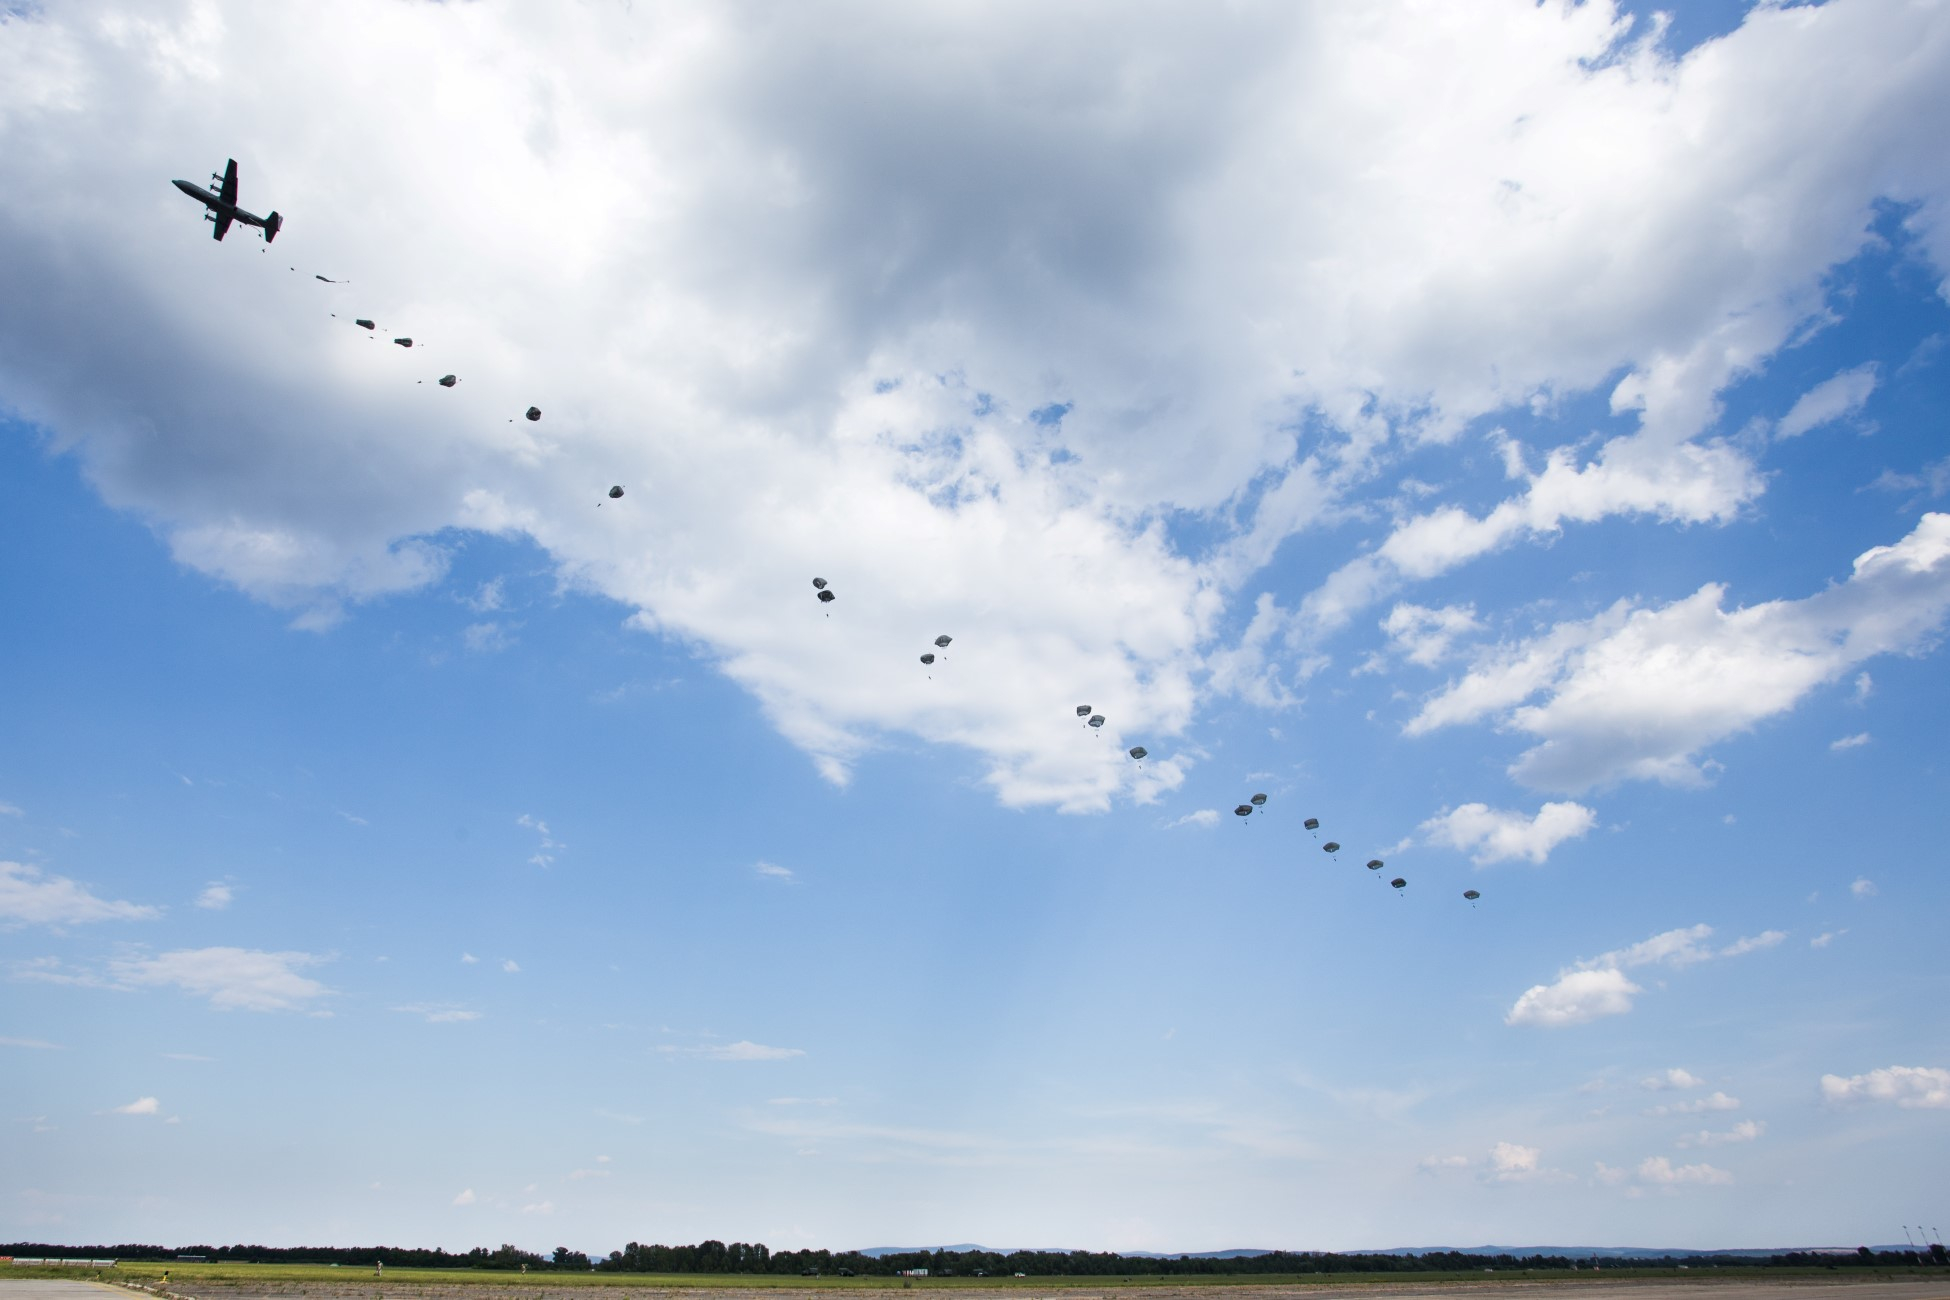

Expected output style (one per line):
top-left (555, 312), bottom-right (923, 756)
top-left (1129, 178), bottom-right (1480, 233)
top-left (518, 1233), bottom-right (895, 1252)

top-left (263, 211), bottom-right (282, 244)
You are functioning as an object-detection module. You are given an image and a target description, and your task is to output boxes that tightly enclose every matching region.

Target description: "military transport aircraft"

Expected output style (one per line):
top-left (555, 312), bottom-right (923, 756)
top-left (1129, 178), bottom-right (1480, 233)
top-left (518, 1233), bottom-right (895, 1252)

top-left (173, 158), bottom-right (282, 242)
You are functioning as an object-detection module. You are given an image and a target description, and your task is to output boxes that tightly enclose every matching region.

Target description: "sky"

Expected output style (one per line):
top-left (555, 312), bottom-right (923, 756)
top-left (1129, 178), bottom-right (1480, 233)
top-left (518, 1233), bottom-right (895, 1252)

top-left (3, 0), bottom-right (1949, 1258)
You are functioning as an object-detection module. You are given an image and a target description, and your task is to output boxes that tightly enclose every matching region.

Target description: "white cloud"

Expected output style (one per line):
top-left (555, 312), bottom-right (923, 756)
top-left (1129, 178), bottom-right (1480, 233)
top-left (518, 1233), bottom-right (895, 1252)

top-left (1, 1036), bottom-right (64, 1050)
top-left (1, 861), bottom-right (159, 926)
top-left (1640, 1067), bottom-right (1704, 1091)
top-left (521, 1200), bottom-right (554, 1216)
top-left (1637, 1155), bottom-right (1733, 1186)
top-left (462, 620), bottom-right (515, 654)
top-left (1820, 1065), bottom-right (1950, 1109)
top-left (1592, 1161), bottom-right (1629, 1187)
top-left (1719, 929), bottom-right (1785, 958)
top-left (1422, 800), bottom-right (1596, 865)
top-left (1676, 1119), bottom-right (1765, 1148)
top-left (111, 947), bottom-right (331, 1012)
top-left (4, 1), bottom-right (1950, 808)
top-left (1169, 809), bottom-right (1221, 829)
top-left (1647, 1091), bottom-right (1742, 1118)
top-left (1488, 1141), bottom-right (1541, 1181)
top-left (1408, 514), bottom-right (1950, 792)
top-left (1510, 923), bottom-right (1778, 1029)
top-left (501, 959), bottom-right (520, 974)
top-left (1851, 878), bottom-right (1878, 898)
top-left (112, 1097), bottom-right (160, 1116)
top-left (1382, 602), bottom-right (1482, 667)
top-left (1776, 363), bottom-right (1877, 439)
top-left (1418, 1154), bottom-right (1471, 1174)
top-left (755, 861), bottom-right (795, 882)
top-left (516, 814), bottom-right (561, 869)
top-left (659, 1040), bottom-right (806, 1062)
top-left (1507, 967), bottom-right (1641, 1029)
top-left (460, 952), bottom-right (478, 964)
top-left (393, 1003), bottom-right (483, 1023)
top-left (0, 801), bottom-right (22, 817)
top-left (1830, 732), bottom-right (1871, 750)
top-left (1810, 930), bottom-right (1841, 948)
top-left (194, 883), bottom-right (233, 911)
top-left (452, 1188), bottom-right (476, 1206)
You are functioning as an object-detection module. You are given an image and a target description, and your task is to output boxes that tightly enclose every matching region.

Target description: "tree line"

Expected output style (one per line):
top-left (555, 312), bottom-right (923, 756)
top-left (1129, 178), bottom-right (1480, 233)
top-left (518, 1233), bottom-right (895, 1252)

top-left (6, 1241), bottom-right (1944, 1273)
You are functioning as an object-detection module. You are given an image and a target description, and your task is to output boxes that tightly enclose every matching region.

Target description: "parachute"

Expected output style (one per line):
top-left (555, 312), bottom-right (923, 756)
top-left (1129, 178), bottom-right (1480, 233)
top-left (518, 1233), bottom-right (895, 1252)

top-left (1366, 859), bottom-right (1383, 871)
top-left (393, 337), bottom-right (413, 348)
top-left (1076, 704), bottom-right (1092, 718)
top-left (354, 319), bottom-right (375, 330)
top-left (817, 589), bottom-right (836, 604)
top-left (1234, 805), bottom-right (1253, 818)
top-left (1322, 841), bottom-right (1340, 854)
top-left (1390, 877), bottom-right (1407, 890)
top-left (438, 374), bottom-right (457, 388)
top-left (1087, 714), bottom-right (1105, 728)
top-left (920, 653), bottom-right (935, 665)
top-left (1463, 889), bottom-right (1481, 902)
top-left (1250, 793), bottom-right (1267, 807)
top-left (812, 578), bottom-right (828, 589)
top-left (1128, 746), bottom-right (1147, 761)
top-left (933, 635), bottom-right (952, 648)
top-left (607, 486), bottom-right (624, 499)
top-left (525, 406), bottom-right (541, 421)
top-left (1303, 818), bottom-right (1320, 831)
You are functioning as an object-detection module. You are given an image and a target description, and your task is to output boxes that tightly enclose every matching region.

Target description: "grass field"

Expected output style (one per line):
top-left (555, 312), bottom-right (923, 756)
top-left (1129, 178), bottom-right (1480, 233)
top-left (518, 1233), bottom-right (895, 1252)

top-left (5, 1263), bottom-right (1940, 1292)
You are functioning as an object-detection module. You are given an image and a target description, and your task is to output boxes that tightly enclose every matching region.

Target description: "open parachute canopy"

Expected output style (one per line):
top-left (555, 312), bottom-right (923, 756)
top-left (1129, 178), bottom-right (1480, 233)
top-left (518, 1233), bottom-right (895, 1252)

top-left (812, 578), bottom-right (827, 589)
top-left (1366, 859), bottom-right (1384, 871)
top-left (1463, 889), bottom-right (1481, 901)
top-left (1390, 877), bottom-right (1408, 890)
top-left (1303, 817), bottom-right (1320, 831)
top-left (1250, 793), bottom-right (1267, 807)
top-left (437, 374), bottom-right (457, 388)
top-left (608, 486), bottom-right (624, 499)
top-left (920, 653), bottom-right (935, 665)
top-left (1076, 704), bottom-right (1092, 717)
top-left (354, 318), bottom-right (375, 330)
top-left (817, 589), bottom-right (835, 603)
top-left (393, 337), bottom-right (413, 348)
top-left (1087, 714), bottom-right (1105, 728)
top-left (1234, 805), bottom-right (1253, 818)
top-left (525, 406), bottom-right (542, 421)
top-left (1128, 746), bottom-right (1147, 761)
top-left (1322, 841), bottom-right (1340, 854)
top-left (934, 635), bottom-right (952, 648)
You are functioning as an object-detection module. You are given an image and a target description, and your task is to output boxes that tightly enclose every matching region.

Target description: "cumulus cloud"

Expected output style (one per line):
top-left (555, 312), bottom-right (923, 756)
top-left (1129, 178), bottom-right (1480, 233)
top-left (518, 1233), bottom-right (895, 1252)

top-left (1776, 363), bottom-right (1877, 439)
top-left (1, 861), bottom-right (159, 926)
top-left (1508, 923), bottom-right (1779, 1028)
top-left (194, 882), bottom-right (233, 910)
top-left (1676, 1119), bottom-right (1764, 1148)
top-left (110, 947), bottom-right (330, 1011)
top-left (659, 1040), bottom-right (805, 1061)
top-left (1646, 1091), bottom-right (1742, 1118)
top-left (1409, 515), bottom-right (1950, 791)
top-left (112, 1097), bottom-right (160, 1115)
top-left (1382, 603), bottom-right (1482, 667)
top-left (5, 1), bottom-right (1950, 808)
top-left (1820, 1066), bottom-right (1950, 1109)
top-left (1851, 878), bottom-right (1878, 898)
top-left (1637, 1155), bottom-right (1733, 1186)
top-left (1488, 1141), bottom-right (1541, 1181)
top-left (1169, 809), bottom-right (1221, 829)
top-left (501, 959), bottom-right (520, 974)
top-left (452, 1188), bottom-right (476, 1206)
top-left (1640, 1067), bottom-right (1704, 1091)
top-left (1422, 800), bottom-right (1596, 865)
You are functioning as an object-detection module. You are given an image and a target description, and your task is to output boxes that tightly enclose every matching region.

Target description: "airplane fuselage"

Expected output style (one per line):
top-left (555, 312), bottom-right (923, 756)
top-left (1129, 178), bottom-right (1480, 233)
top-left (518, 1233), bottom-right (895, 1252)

top-left (172, 162), bottom-right (281, 242)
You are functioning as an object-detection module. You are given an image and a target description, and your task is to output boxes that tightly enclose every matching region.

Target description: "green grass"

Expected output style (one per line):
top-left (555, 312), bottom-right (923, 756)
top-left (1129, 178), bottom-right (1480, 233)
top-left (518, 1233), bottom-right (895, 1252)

top-left (5, 1263), bottom-right (1939, 1291)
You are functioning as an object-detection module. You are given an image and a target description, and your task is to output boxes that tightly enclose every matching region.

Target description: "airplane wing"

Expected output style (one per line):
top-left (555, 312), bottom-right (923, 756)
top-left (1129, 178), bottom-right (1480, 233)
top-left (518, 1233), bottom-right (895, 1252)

top-left (211, 211), bottom-right (233, 241)
top-left (219, 158), bottom-right (238, 206)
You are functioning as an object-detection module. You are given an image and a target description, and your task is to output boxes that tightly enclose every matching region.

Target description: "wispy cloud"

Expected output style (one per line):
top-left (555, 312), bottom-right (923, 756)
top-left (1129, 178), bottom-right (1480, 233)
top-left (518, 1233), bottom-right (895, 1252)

top-left (0, 801), bottom-right (22, 817)
top-left (2, 860), bottom-right (159, 926)
top-left (1169, 809), bottom-right (1220, 829)
top-left (1640, 1067), bottom-right (1704, 1091)
top-left (194, 882), bottom-right (234, 911)
top-left (1676, 1119), bottom-right (1765, 1148)
top-left (660, 1040), bottom-right (806, 1061)
top-left (452, 1188), bottom-right (476, 1206)
top-left (112, 1096), bottom-right (160, 1116)
top-left (755, 861), bottom-right (795, 883)
top-left (1645, 1091), bottom-right (1741, 1118)
top-left (1830, 732), bottom-right (1871, 751)
top-left (111, 947), bottom-right (331, 1012)
top-left (1851, 878), bottom-right (1878, 898)
top-left (1, 1036), bottom-right (64, 1050)
top-left (516, 814), bottom-right (562, 868)
top-left (501, 959), bottom-right (520, 974)
top-left (393, 1003), bottom-right (483, 1023)
top-left (1508, 923), bottom-right (1781, 1028)
top-left (1637, 1155), bottom-right (1733, 1186)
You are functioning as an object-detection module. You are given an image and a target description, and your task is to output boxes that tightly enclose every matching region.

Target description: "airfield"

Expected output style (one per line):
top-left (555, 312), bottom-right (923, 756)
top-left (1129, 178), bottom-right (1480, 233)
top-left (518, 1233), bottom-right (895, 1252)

top-left (6, 1265), bottom-right (1949, 1300)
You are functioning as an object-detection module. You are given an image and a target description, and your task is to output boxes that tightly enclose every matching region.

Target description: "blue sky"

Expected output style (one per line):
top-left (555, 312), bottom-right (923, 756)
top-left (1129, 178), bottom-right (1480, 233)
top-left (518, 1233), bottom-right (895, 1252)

top-left (4, 0), bottom-right (1949, 1257)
